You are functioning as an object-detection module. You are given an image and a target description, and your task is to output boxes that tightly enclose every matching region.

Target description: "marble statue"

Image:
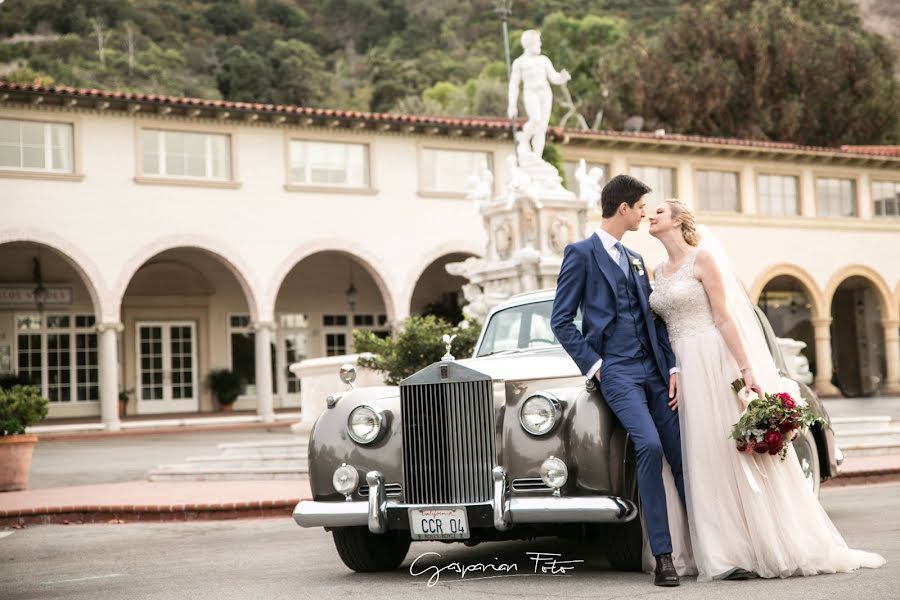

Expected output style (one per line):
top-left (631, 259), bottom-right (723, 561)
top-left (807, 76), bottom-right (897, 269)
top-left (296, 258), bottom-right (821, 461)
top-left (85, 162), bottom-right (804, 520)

top-left (466, 160), bottom-right (493, 202)
top-left (507, 29), bottom-right (571, 162)
top-left (574, 158), bottom-right (604, 212)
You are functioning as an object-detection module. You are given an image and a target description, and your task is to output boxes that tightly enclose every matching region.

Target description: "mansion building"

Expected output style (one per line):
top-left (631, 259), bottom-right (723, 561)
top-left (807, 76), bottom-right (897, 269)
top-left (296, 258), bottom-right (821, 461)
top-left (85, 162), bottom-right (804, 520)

top-left (1, 81), bottom-right (898, 430)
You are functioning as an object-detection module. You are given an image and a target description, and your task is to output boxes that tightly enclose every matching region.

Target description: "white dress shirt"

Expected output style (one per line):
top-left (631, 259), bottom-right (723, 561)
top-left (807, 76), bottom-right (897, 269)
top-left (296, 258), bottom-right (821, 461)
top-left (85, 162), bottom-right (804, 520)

top-left (587, 228), bottom-right (679, 380)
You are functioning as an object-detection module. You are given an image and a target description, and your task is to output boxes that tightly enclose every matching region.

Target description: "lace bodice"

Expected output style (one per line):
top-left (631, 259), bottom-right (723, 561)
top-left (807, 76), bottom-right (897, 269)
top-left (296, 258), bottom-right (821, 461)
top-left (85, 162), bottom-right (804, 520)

top-left (649, 249), bottom-right (716, 342)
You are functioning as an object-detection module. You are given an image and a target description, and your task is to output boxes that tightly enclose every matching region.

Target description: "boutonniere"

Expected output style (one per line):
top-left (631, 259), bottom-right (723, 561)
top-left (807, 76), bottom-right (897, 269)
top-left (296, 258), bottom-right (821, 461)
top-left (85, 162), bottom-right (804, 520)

top-left (630, 257), bottom-right (644, 276)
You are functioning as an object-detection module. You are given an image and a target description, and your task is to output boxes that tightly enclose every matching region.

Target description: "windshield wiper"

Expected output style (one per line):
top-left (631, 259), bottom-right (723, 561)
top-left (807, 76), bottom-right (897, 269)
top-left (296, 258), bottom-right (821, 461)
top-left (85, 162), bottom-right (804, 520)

top-left (477, 348), bottom-right (528, 358)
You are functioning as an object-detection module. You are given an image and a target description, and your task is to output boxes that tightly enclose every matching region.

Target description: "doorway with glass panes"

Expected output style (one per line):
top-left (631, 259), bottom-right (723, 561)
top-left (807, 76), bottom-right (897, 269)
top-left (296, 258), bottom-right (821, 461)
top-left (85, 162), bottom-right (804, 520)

top-left (135, 321), bottom-right (198, 414)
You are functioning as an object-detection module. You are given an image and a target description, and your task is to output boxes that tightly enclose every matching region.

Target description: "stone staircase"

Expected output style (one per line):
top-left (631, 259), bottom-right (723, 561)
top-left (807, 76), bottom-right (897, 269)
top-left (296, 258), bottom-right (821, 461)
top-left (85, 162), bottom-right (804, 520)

top-left (831, 416), bottom-right (900, 457)
top-left (147, 438), bottom-right (309, 481)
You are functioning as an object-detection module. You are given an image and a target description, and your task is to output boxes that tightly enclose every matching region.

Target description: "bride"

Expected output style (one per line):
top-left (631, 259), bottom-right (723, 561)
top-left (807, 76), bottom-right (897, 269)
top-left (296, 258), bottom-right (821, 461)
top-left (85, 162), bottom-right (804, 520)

top-left (645, 198), bottom-right (886, 581)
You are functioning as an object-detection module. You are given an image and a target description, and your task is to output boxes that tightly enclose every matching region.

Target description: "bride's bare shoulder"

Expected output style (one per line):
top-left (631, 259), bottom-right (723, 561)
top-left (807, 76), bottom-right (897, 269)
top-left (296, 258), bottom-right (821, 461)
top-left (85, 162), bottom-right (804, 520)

top-left (691, 248), bottom-right (721, 279)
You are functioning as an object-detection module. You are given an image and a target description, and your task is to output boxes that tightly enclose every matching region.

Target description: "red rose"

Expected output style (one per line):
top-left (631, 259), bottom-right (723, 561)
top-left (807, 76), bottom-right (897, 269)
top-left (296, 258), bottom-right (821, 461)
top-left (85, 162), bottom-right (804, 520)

top-left (778, 422), bottom-right (795, 434)
top-left (736, 440), bottom-right (748, 452)
top-left (776, 393), bottom-right (796, 410)
top-left (765, 430), bottom-right (783, 448)
top-left (754, 441), bottom-right (769, 454)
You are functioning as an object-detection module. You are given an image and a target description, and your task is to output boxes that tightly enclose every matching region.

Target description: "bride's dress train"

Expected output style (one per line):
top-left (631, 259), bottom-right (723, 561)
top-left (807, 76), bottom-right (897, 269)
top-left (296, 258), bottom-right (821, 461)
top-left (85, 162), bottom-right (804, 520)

top-left (641, 249), bottom-right (885, 581)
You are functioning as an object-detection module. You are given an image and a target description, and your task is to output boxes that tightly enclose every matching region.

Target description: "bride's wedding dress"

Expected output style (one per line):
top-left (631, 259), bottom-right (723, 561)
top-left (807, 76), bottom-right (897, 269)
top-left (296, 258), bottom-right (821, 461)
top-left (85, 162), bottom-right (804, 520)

top-left (644, 247), bottom-right (885, 581)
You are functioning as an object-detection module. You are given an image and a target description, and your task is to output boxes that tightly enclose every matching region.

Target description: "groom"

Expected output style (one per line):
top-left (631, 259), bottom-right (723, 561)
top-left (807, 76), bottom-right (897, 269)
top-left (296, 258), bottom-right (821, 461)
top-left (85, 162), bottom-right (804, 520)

top-left (550, 174), bottom-right (686, 587)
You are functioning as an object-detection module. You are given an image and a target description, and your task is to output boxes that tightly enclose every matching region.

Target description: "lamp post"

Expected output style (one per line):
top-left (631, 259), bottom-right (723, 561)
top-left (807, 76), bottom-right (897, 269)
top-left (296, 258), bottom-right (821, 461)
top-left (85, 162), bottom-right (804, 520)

top-left (345, 261), bottom-right (358, 313)
top-left (495, 0), bottom-right (518, 160)
top-left (32, 256), bottom-right (48, 314)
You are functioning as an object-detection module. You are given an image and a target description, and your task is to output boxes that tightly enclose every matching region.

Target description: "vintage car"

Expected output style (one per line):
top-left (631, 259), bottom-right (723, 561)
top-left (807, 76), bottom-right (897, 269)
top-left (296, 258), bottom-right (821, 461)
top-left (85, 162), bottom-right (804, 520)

top-left (293, 289), bottom-right (840, 572)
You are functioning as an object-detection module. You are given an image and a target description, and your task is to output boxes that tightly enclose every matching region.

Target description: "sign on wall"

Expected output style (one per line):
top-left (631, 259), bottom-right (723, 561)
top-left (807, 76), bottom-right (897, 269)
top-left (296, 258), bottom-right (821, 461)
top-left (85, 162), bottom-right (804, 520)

top-left (0, 285), bottom-right (74, 306)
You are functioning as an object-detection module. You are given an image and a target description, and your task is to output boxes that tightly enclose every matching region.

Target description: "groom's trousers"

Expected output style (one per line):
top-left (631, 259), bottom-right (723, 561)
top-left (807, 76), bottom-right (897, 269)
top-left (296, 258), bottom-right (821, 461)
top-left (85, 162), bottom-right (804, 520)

top-left (599, 353), bottom-right (685, 557)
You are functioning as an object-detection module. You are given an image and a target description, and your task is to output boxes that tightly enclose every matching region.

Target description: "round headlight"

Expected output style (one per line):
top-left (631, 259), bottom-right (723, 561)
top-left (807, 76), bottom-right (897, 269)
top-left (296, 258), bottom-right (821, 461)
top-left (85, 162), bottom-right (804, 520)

top-left (332, 463), bottom-right (359, 495)
top-left (520, 392), bottom-right (561, 436)
top-left (347, 405), bottom-right (384, 444)
top-left (540, 456), bottom-right (568, 489)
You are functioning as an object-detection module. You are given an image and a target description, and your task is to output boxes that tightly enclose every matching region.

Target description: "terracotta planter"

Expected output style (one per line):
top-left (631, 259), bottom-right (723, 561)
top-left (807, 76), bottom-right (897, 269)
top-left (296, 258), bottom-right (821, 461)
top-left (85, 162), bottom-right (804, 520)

top-left (220, 403), bottom-right (234, 413)
top-left (119, 401), bottom-right (127, 419)
top-left (0, 434), bottom-right (38, 492)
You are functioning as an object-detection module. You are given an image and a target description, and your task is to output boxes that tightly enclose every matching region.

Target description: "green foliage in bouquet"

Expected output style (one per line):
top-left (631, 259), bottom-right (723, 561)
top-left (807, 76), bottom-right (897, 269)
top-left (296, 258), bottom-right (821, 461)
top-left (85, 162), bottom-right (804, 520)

top-left (353, 315), bottom-right (480, 386)
top-left (729, 378), bottom-right (824, 460)
top-left (0, 385), bottom-right (49, 436)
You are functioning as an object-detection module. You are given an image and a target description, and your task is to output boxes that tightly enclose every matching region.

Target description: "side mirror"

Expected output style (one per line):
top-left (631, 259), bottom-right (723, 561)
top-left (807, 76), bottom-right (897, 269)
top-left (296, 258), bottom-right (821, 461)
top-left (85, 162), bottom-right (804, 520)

top-left (339, 363), bottom-right (357, 389)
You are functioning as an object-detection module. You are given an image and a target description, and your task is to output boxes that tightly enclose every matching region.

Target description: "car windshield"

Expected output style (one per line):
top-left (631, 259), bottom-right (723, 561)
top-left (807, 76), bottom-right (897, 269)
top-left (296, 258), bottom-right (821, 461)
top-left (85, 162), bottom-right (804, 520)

top-left (476, 300), bottom-right (581, 357)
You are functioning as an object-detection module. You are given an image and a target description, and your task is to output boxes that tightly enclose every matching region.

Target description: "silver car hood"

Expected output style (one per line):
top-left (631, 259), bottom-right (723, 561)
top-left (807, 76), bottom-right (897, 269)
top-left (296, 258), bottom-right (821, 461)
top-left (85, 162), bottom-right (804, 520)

top-left (455, 347), bottom-right (581, 381)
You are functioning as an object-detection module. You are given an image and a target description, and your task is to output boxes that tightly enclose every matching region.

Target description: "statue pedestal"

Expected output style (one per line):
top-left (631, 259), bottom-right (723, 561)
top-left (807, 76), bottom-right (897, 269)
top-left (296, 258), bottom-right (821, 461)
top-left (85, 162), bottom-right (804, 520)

top-left (449, 155), bottom-right (592, 322)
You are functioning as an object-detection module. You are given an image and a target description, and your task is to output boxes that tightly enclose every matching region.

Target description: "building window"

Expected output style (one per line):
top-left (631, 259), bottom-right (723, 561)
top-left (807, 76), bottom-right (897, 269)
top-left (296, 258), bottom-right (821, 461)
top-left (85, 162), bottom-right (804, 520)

top-left (629, 165), bottom-right (674, 210)
top-left (422, 148), bottom-right (492, 194)
top-left (562, 160), bottom-right (609, 192)
top-left (758, 174), bottom-right (799, 216)
top-left (872, 180), bottom-right (900, 218)
top-left (697, 170), bottom-right (740, 212)
top-left (15, 313), bottom-right (97, 402)
top-left (141, 129), bottom-right (231, 180)
top-left (816, 177), bottom-right (856, 217)
top-left (228, 315), bottom-right (276, 395)
top-left (279, 314), bottom-right (309, 395)
top-left (0, 118), bottom-right (73, 173)
top-left (289, 140), bottom-right (369, 187)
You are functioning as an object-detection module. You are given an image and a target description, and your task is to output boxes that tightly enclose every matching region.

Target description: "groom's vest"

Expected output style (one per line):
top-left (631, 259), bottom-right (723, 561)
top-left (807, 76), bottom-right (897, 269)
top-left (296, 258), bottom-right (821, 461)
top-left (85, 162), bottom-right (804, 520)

top-left (603, 252), bottom-right (653, 359)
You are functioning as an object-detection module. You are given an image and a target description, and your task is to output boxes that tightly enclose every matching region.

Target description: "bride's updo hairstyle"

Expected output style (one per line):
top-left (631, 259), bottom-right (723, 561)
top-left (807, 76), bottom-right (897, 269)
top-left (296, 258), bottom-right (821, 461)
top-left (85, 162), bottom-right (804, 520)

top-left (665, 199), bottom-right (700, 247)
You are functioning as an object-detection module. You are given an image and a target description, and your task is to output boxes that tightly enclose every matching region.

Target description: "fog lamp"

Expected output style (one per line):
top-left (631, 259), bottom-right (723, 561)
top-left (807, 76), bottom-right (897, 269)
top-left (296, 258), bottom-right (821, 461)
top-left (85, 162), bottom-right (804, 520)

top-left (332, 463), bottom-right (359, 498)
top-left (540, 456), bottom-right (568, 490)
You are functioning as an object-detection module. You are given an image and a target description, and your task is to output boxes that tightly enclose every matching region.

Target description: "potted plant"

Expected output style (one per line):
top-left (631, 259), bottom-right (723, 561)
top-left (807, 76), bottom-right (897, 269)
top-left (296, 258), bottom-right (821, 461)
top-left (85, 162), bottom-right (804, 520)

top-left (118, 388), bottom-right (134, 418)
top-left (207, 369), bottom-right (244, 413)
top-left (0, 384), bottom-right (48, 492)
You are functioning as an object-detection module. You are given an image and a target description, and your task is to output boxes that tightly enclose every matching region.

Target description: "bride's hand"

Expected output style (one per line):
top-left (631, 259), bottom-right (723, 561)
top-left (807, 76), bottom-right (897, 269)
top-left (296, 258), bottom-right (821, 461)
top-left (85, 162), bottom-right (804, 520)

top-left (742, 368), bottom-right (762, 397)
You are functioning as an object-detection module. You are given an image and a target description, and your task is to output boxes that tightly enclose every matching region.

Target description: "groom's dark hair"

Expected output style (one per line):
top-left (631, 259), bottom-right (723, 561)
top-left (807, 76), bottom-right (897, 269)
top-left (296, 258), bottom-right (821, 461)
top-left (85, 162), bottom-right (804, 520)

top-left (601, 174), bottom-right (652, 218)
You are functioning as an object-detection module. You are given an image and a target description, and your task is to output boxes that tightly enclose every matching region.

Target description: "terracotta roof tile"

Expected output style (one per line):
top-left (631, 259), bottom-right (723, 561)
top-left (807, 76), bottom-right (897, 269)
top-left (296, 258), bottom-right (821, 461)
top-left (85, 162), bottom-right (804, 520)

top-left (2, 81), bottom-right (899, 158)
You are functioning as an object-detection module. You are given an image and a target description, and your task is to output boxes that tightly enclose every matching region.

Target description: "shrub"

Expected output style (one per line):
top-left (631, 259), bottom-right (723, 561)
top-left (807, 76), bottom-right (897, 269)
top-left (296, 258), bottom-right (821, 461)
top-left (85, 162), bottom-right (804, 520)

top-left (353, 315), bottom-right (481, 385)
top-left (0, 385), bottom-right (49, 436)
top-left (207, 369), bottom-right (244, 406)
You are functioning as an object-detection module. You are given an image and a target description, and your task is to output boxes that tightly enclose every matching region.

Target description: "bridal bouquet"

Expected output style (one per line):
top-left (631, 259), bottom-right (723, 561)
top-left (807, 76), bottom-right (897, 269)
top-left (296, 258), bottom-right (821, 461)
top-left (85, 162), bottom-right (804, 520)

top-left (729, 379), bottom-right (825, 460)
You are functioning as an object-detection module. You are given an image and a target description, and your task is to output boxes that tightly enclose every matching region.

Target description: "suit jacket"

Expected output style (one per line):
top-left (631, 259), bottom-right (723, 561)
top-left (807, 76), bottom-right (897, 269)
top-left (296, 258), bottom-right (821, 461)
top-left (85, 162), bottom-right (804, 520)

top-left (550, 232), bottom-right (677, 381)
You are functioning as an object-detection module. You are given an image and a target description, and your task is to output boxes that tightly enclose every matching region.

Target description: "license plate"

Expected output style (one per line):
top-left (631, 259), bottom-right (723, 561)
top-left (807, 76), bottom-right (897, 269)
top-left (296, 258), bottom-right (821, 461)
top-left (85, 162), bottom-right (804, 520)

top-left (408, 507), bottom-right (469, 540)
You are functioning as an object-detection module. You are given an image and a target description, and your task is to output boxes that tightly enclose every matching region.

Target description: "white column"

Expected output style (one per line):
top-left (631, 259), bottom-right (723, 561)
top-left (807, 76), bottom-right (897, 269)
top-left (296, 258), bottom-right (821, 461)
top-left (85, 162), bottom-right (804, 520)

top-left (275, 328), bottom-right (287, 408)
top-left (677, 160), bottom-right (694, 209)
top-left (253, 321), bottom-right (276, 422)
top-left (97, 322), bottom-right (122, 431)
top-left (858, 173), bottom-right (872, 219)
top-left (610, 155), bottom-right (628, 178)
top-left (883, 319), bottom-right (900, 393)
top-left (812, 317), bottom-right (840, 396)
top-left (740, 165), bottom-right (756, 215)
top-left (800, 168), bottom-right (816, 217)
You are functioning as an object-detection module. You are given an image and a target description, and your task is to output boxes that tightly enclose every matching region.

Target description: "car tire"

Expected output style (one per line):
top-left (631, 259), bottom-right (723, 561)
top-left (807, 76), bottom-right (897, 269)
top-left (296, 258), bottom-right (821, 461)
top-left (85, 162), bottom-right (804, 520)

top-left (332, 527), bottom-right (411, 572)
top-left (792, 428), bottom-right (821, 497)
top-left (604, 515), bottom-right (644, 571)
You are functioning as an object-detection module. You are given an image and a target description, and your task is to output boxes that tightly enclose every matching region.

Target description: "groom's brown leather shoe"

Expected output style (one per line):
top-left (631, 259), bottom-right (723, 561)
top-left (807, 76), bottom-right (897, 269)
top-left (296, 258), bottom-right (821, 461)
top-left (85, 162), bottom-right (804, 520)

top-left (654, 554), bottom-right (679, 587)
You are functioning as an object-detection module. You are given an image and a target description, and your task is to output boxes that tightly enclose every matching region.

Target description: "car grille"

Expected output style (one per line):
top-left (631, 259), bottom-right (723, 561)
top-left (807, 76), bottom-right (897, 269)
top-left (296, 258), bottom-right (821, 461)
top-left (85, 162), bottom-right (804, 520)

top-left (511, 477), bottom-right (553, 493)
top-left (401, 379), bottom-right (496, 505)
top-left (358, 483), bottom-right (402, 498)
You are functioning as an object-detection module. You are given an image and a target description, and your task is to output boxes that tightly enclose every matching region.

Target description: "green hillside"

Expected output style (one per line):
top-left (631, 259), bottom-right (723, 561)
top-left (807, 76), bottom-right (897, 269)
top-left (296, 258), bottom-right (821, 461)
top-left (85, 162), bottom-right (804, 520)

top-left (0, 0), bottom-right (896, 145)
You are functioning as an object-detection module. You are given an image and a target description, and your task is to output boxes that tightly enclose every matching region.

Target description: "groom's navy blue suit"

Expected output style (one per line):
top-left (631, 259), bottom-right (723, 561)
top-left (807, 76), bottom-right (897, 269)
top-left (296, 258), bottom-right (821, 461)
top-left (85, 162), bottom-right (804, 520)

top-left (551, 232), bottom-right (686, 557)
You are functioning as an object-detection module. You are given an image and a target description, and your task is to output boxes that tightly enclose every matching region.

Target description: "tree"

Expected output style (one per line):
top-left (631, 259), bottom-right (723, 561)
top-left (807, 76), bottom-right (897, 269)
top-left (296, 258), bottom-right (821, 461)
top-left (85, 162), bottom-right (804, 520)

top-left (353, 316), bottom-right (480, 385)
top-left (613, 0), bottom-right (900, 145)
top-left (269, 39), bottom-right (332, 106)
top-left (216, 46), bottom-right (273, 102)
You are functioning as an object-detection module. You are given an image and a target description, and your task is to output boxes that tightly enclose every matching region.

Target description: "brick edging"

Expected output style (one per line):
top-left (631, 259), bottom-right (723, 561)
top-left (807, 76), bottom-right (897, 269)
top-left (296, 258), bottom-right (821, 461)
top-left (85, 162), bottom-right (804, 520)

top-left (0, 498), bottom-right (304, 527)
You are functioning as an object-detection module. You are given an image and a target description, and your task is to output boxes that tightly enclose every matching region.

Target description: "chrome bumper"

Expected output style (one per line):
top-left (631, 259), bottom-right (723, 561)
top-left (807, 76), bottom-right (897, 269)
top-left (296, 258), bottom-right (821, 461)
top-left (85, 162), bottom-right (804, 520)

top-left (293, 468), bottom-right (638, 531)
